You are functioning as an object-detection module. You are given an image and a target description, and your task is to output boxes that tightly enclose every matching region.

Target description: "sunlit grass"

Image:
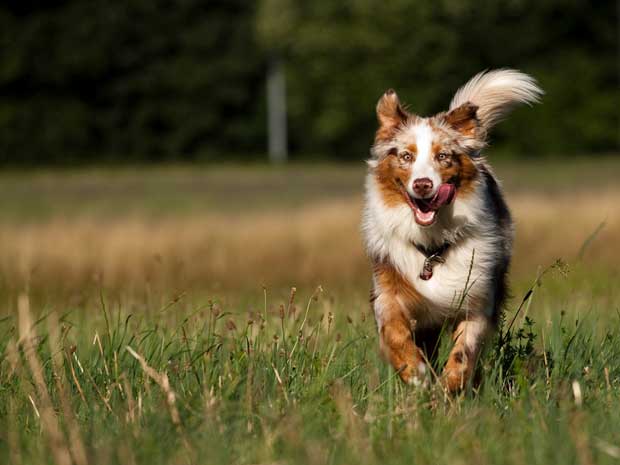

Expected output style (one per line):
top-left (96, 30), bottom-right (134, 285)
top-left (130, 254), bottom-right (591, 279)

top-left (1, 274), bottom-right (619, 465)
top-left (0, 158), bottom-right (618, 464)
top-left (0, 159), bottom-right (618, 299)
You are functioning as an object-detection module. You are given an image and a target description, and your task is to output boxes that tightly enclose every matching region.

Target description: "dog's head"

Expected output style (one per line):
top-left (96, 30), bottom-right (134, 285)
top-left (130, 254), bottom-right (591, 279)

top-left (368, 70), bottom-right (542, 227)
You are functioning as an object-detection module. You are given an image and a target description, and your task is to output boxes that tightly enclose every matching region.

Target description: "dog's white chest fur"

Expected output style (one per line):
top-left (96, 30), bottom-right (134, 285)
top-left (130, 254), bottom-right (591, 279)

top-left (363, 174), bottom-right (502, 326)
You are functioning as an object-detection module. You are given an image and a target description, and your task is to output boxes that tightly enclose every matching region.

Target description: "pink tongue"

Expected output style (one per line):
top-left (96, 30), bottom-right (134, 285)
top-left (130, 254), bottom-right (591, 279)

top-left (417, 184), bottom-right (456, 212)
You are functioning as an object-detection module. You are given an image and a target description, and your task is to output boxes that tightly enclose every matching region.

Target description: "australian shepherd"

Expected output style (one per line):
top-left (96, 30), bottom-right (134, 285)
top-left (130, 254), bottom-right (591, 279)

top-left (363, 69), bottom-right (543, 392)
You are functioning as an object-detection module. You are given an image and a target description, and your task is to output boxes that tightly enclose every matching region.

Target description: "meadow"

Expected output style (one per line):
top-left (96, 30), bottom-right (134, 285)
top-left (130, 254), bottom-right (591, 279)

top-left (1, 156), bottom-right (619, 465)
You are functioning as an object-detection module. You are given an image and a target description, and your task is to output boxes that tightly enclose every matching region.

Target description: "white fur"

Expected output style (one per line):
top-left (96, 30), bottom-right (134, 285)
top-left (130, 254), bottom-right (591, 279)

top-left (453, 316), bottom-right (490, 352)
top-left (405, 123), bottom-right (441, 198)
top-left (449, 69), bottom-right (543, 130)
top-left (363, 168), bottom-right (500, 329)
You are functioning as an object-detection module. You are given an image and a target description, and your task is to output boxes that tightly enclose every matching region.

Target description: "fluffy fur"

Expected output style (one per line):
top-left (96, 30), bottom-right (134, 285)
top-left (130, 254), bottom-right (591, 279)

top-left (363, 69), bottom-right (543, 391)
top-left (450, 69), bottom-right (543, 131)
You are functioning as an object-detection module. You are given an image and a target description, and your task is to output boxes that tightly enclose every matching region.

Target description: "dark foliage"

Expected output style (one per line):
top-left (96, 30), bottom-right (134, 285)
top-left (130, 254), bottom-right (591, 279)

top-left (0, 0), bottom-right (617, 164)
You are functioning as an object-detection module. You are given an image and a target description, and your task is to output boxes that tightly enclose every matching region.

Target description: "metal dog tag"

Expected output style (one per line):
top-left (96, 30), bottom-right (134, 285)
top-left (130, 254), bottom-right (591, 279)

top-left (419, 254), bottom-right (444, 280)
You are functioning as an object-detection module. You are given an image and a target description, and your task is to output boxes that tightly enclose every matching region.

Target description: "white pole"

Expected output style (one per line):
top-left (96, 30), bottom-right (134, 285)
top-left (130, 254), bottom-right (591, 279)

top-left (267, 55), bottom-right (288, 163)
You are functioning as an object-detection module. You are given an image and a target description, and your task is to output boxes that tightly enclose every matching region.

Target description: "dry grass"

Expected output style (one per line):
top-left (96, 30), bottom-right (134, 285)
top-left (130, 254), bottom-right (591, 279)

top-left (0, 183), bottom-right (617, 301)
top-left (0, 198), bottom-right (364, 297)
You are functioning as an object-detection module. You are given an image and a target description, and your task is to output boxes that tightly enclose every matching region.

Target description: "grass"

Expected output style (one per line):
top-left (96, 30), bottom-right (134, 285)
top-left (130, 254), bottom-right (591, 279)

top-left (0, 157), bottom-right (619, 464)
top-left (0, 157), bottom-right (618, 299)
top-left (2, 276), bottom-right (620, 465)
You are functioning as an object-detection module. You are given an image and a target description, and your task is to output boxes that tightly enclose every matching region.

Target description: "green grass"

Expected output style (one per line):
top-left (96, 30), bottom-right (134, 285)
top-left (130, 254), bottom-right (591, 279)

top-left (0, 158), bottom-right (619, 464)
top-left (1, 269), bottom-right (620, 465)
top-left (0, 163), bottom-right (365, 222)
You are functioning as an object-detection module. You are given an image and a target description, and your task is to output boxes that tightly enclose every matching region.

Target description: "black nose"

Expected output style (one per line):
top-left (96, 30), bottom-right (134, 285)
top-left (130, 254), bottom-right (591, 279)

top-left (413, 178), bottom-right (433, 197)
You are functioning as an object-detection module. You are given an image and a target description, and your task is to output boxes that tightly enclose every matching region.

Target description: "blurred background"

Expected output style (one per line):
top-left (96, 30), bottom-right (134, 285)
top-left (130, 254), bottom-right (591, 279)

top-left (1, 0), bottom-right (617, 163)
top-left (0, 0), bottom-right (618, 312)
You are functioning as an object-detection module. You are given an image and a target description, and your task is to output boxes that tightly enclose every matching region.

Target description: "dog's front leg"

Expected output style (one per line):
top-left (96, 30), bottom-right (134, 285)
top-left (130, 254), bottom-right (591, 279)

top-left (379, 315), bottom-right (426, 385)
top-left (443, 314), bottom-right (491, 392)
top-left (374, 294), bottom-right (426, 385)
top-left (372, 262), bottom-right (427, 385)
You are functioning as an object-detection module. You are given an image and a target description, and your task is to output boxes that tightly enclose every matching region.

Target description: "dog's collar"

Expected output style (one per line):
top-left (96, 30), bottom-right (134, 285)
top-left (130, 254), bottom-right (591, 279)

top-left (412, 241), bottom-right (451, 281)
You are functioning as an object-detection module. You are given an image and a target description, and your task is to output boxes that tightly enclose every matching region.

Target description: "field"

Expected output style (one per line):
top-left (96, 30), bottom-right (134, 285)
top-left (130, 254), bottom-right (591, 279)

top-left (1, 157), bottom-right (619, 465)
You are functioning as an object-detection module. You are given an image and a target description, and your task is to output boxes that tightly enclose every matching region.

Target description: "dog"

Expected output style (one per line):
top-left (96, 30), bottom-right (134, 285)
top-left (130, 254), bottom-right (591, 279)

top-left (362, 69), bottom-right (543, 392)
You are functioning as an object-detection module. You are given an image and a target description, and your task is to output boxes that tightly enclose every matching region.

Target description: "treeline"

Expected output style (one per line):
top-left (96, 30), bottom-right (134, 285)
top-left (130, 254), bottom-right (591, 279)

top-left (0, 0), bottom-right (617, 164)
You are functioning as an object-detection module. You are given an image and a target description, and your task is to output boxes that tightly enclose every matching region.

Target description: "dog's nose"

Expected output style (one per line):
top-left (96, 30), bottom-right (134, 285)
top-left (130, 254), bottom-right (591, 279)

top-left (413, 178), bottom-right (433, 197)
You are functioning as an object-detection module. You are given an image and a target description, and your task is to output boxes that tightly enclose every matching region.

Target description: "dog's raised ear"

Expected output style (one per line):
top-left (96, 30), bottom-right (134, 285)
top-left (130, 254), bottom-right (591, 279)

top-left (444, 102), bottom-right (479, 137)
top-left (376, 89), bottom-right (408, 140)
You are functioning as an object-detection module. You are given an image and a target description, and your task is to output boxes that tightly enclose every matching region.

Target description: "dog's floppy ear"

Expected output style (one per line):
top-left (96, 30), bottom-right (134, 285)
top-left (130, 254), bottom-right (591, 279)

top-left (375, 89), bottom-right (408, 140)
top-left (444, 102), bottom-right (479, 137)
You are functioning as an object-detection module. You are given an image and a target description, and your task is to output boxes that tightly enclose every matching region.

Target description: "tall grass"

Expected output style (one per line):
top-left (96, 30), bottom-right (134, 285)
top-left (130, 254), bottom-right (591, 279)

top-left (1, 276), bottom-right (619, 465)
top-left (0, 160), bottom-right (618, 464)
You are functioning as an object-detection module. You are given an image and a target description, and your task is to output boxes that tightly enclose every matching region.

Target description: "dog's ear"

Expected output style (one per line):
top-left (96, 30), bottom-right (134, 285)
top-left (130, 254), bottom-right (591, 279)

top-left (444, 102), bottom-right (479, 137)
top-left (376, 90), bottom-right (408, 140)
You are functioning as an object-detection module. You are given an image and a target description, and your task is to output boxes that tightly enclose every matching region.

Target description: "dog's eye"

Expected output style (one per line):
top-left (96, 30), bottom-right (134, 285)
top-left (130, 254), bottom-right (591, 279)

top-left (437, 152), bottom-right (449, 161)
top-left (400, 152), bottom-right (413, 162)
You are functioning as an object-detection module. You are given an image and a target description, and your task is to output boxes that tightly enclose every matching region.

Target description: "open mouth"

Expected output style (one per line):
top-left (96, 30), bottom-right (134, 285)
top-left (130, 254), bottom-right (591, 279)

top-left (401, 183), bottom-right (456, 226)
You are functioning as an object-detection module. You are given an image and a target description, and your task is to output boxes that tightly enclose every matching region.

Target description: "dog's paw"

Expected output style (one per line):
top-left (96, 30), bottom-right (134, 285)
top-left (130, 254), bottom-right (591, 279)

top-left (442, 349), bottom-right (472, 393)
top-left (400, 360), bottom-right (430, 388)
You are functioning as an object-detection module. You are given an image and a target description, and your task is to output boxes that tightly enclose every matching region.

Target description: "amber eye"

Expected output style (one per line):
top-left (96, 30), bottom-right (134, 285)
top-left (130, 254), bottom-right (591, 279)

top-left (400, 152), bottom-right (413, 162)
top-left (437, 152), bottom-right (449, 161)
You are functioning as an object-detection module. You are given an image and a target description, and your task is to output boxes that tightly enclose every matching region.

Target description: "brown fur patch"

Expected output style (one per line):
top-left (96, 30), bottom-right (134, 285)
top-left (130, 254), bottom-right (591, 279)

top-left (443, 318), bottom-right (490, 393)
top-left (372, 154), bottom-right (410, 208)
top-left (455, 153), bottom-right (479, 193)
top-left (445, 102), bottom-right (479, 137)
top-left (373, 260), bottom-right (424, 312)
top-left (375, 91), bottom-right (409, 142)
top-left (440, 152), bottom-right (479, 196)
top-left (375, 125), bottom-right (397, 143)
top-left (373, 260), bottom-right (426, 383)
top-left (373, 125), bottom-right (480, 204)
top-left (425, 136), bottom-right (480, 196)
top-left (443, 345), bottom-right (474, 392)
top-left (380, 319), bottom-right (425, 384)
